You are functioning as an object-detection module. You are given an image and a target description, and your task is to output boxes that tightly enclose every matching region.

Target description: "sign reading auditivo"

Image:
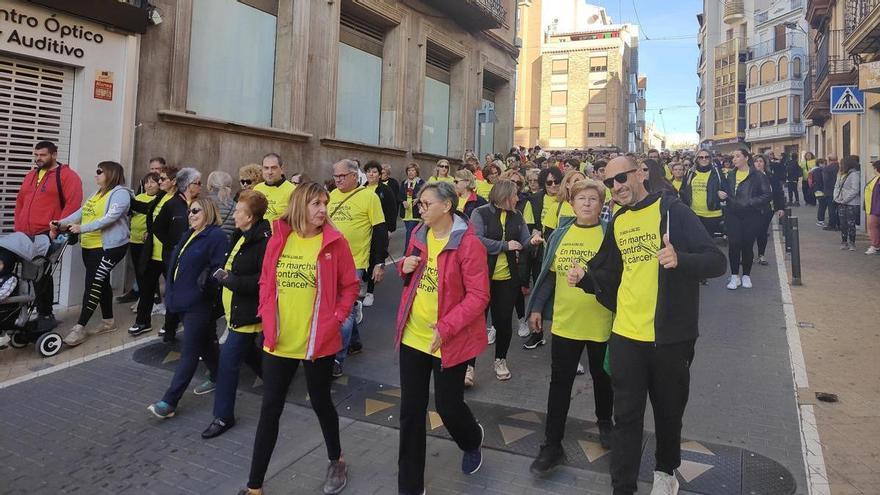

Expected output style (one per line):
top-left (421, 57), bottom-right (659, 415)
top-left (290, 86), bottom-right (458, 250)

top-left (0, 6), bottom-right (105, 59)
top-left (830, 85), bottom-right (866, 115)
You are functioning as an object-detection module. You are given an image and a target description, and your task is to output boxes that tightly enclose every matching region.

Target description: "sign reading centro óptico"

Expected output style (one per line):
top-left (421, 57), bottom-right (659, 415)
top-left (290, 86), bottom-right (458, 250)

top-left (0, 7), bottom-right (104, 59)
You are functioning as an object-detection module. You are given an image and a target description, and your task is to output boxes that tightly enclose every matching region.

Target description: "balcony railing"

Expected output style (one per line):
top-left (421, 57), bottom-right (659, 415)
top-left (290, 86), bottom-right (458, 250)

top-left (422, 0), bottom-right (507, 32)
top-left (844, 0), bottom-right (880, 54)
top-left (755, 0), bottom-right (805, 24)
top-left (815, 29), bottom-right (855, 88)
top-left (748, 32), bottom-right (806, 60)
top-left (845, 0), bottom-right (880, 37)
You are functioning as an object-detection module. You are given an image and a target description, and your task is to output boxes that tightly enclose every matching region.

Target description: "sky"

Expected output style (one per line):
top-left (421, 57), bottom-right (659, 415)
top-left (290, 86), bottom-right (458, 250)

top-left (591, 0), bottom-right (703, 142)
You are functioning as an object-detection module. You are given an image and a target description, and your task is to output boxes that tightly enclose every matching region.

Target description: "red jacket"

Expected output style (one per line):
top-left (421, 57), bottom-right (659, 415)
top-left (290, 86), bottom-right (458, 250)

top-left (258, 220), bottom-right (360, 360)
top-left (395, 214), bottom-right (490, 368)
top-left (15, 164), bottom-right (83, 236)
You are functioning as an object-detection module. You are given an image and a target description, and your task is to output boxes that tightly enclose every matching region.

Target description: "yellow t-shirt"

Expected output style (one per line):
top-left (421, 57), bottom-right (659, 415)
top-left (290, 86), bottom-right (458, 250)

top-left (689, 170), bottom-right (722, 219)
top-left (328, 187), bottom-right (385, 269)
top-left (558, 201), bottom-right (575, 220)
top-left (38, 168), bottom-right (47, 183)
top-left (664, 165), bottom-right (673, 180)
top-left (866, 176), bottom-right (879, 215)
top-left (735, 169), bottom-right (748, 194)
top-left (551, 224), bottom-right (613, 341)
top-left (475, 180), bottom-right (493, 200)
top-left (671, 179), bottom-right (683, 192)
top-left (458, 196), bottom-right (468, 213)
top-left (80, 192), bottom-right (111, 249)
top-left (401, 179), bottom-right (419, 221)
top-left (174, 230), bottom-right (200, 279)
top-left (222, 236), bottom-right (260, 333)
top-left (541, 194), bottom-right (561, 230)
top-left (523, 201), bottom-right (535, 225)
top-left (605, 187), bottom-right (613, 203)
top-left (151, 194), bottom-right (173, 261)
top-left (429, 176), bottom-right (454, 184)
top-left (265, 232), bottom-right (323, 359)
top-left (492, 211), bottom-right (511, 281)
top-left (612, 198), bottom-right (662, 342)
top-left (402, 230), bottom-right (448, 357)
top-left (130, 192), bottom-right (153, 244)
top-left (254, 180), bottom-right (296, 221)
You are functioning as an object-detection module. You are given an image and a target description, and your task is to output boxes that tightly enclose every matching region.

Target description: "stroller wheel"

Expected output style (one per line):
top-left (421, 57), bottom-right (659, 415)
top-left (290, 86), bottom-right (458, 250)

top-left (36, 332), bottom-right (63, 358)
top-left (9, 332), bottom-right (28, 349)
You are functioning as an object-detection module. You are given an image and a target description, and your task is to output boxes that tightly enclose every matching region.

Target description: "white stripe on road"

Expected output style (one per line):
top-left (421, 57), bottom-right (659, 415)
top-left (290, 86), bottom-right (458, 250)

top-left (0, 335), bottom-right (159, 390)
top-left (772, 225), bottom-right (830, 495)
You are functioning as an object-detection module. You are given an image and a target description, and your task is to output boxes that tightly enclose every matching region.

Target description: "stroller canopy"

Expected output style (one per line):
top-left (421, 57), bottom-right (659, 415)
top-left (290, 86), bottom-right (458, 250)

top-left (0, 232), bottom-right (50, 261)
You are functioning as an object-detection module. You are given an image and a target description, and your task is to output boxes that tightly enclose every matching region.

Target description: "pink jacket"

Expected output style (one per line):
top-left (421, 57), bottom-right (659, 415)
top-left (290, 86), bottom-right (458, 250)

top-left (395, 214), bottom-right (490, 368)
top-left (259, 220), bottom-right (360, 360)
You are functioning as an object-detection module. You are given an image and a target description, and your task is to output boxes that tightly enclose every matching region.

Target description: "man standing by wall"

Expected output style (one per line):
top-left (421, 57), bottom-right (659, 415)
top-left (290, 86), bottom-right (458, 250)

top-left (253, 153), bottom-right (295, 222)
top-left (14, 141), bottom-right (84, 327)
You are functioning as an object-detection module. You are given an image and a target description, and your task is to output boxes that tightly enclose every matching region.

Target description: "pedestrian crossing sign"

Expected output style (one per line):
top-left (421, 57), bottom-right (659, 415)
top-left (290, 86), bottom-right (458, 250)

top-left (830, 85), bottom-right (865, 114)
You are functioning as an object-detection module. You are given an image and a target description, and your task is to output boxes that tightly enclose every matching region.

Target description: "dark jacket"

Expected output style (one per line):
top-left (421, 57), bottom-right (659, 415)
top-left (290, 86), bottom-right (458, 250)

top-left (680, 165), bottom-right (726, 212)
top-left (470, 204), bottom-right (532, 287)
top-left (460, 192), bottom-right (487, 219)
top-left (763, 171), bottom-right (786, 212)
top-left (724, 167), bottom-right (772, 215)
top-left (399, 178), bottom-right (426, 219)
top-left (527, 191), bottom-right (546, 231)
top-left (130, 191), bottom-right (165, 271)
top-left (383, 177), bottom-right (400, 205)
top-left (372, 183), bottom-right (398, 232)
top-left (165, 225), bottom-right (230, 313)
top-left (785, 159), bottom-right (802, 182)
top-left (822, 162), bottom-right (839, 197)
top-left (577, 193), bottom-right (727, 344)
top-left (222, 219), bottom-right (271, 328)
top-left (153, 192), bottom-right (189, 263)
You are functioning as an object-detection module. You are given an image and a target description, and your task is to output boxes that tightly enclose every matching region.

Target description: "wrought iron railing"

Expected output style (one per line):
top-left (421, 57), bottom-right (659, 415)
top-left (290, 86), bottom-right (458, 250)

top-left (748, 32), bottom-right (805, 60)
top-left (472, 0), bottom-right (507, 24)
top-left (815, 29), bottom-right (854, 86)
top-left (845, 0), bottom-right (880, 37)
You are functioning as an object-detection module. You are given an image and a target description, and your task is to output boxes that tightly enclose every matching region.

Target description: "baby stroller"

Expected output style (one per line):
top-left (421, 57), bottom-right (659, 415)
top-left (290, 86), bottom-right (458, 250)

top-left (0, 232), bottom-right (69, 357)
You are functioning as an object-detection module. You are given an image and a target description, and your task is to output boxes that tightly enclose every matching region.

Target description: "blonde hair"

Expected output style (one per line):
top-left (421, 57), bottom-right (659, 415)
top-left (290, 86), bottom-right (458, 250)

top-left (282, 182), bottom-right (329, 236)
top-left (489, 179), bottom-right (518, 207)
top-left (434, 159), bottom-right (451, 178)
top-left (207, 171), bottom-right (233, 202)
top-left (453, 169), bottom-right (476, 191)
top-left (558, 169), bottom-right (587, 203)
top-left (239, 163), bottom-right (262, 185)
top-left (568, 178), bottom-right (606, 205)
top-left (191, 197), bottom-right (222, 227)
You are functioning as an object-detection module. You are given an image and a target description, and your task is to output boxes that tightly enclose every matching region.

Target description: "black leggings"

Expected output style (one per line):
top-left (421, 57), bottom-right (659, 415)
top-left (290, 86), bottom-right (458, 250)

top-left (135, 259), bottom-right (164, 326)
top-left (362, 268), bottom-right (375, 294)
top-left (755, 209), bottom-right (774, 257)
top-left (248, 353), bottom-right (339, 489)
top-left (786, 181), bottom-right (800, 203)
top-left (726, 210), bottom-right (761, 276)
top-left (489, 279), bottom-right (519, 359)
top-left (78, 245), bottom-right (128, 326)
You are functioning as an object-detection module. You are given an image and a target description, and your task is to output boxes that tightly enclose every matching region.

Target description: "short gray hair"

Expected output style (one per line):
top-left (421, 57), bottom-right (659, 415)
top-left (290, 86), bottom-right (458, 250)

top-left (419, 182), bottom-right (457, 215)
top-left (333, 159), bottom-right (359, 174)
top-left (176, 167), bottom-right (201, 191)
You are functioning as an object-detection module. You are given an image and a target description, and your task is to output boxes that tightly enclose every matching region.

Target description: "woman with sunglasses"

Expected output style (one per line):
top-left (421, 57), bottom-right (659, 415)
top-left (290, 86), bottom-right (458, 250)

top-left (148, 198), bottom-right (229, 419)
top-left (396, 182), bottom-right (489, 495)
top-left (680, 152), bottom-right (727, 238)
top-left (56, 161), bottom-right (131, 347)
top-left (453, 169), bottom-right (487, 220)
top-left (429, 159), bottom-right (455, 184)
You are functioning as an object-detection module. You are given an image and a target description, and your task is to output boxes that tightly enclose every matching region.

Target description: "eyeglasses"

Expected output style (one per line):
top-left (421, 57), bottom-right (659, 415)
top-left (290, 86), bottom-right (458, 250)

top-left (95, 169), bottom-right (104, 175)
top-left (188, 208), bottom-right (202, 215)
top-left (240, 179), bottom-right (253, 186)
top-left (333, 173), bottom-right (354, 181)
top-left (417, 200), bottom-right (440, 211)
top-left (602, 168), bottom-right (638, 189)
top-left (192, 181), bottom-right (202, 186)
top-left (697, 155), bottom-right (710, 160)
top-left (158, 176), bottom-right (169, 182)
top-left (544, 180), bottom-right (558, 186)
top-left (438, 165), bottom-right (449, 169)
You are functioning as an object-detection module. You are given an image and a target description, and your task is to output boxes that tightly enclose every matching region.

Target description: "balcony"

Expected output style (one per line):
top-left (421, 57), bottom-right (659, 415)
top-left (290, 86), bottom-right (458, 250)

top-left (746, 78), bottom-right (804, 99)
top-left (815, 30), bottom-right (857, 89)
top-left (746, 122), bottom-right (806, 142)
top-left (843, 0), bottom-right (880, 56)
top-left (724, 0), bottom-right (746, 24)
top-left (806, 0), bottom-right (833, 29)
top-left (747, 33), bottom-right (806, 60)
top-left (422, 0), bottom-right (507, 32)
top-left (756, 0), bottom-right (805, 25)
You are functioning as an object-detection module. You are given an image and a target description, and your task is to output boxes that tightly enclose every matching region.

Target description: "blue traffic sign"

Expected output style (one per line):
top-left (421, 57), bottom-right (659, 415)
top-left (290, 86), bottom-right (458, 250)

top-left (830, 85), bottom-right (865, 114)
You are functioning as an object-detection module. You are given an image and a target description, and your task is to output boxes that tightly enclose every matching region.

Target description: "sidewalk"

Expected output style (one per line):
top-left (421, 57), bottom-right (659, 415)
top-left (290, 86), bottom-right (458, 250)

top-left (783, 205), bottom-right (880, 494)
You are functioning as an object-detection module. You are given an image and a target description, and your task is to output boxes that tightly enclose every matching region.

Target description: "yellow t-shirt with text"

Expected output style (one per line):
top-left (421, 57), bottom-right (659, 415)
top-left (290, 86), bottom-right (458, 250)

top-left (541, 194), bottom-right (561, 230)
top-left (612, 198), bottom-right (661, 342)
top-left (689, 170), bottom-right (722, 218)
top-left (328, 187), bottom-right (385, 269)
top-left (254, 180), bottom-right (296, 221)
top-left (222, 236), bottom-right (261, 333)
top-left (558, 201), bottom-right (575, 220)
top-left (402, 230), bottom-right (448, 357)
top-left (80, 192), bottom-right (111, 249)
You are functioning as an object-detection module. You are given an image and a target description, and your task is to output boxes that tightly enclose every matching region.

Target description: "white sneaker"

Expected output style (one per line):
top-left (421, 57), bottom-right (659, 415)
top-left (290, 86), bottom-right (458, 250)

top-left (517, 319), bottom-right (530, 338)
top-left (494, 358), bottom-right (511, 380)
top-left (363, 293), bottom-right (374, 307)
top-left (840, 243), bottom-right (849, 250)
top-left (866, 246), bottom-right (879, 255)
top-left (63, 324), bottom-right (87, 346)
top-left (130, 302), bottom-right (138, 313)
top-left (464, 365), bottom-right (475, 388)
top-left (726, 275), bottom-right (740, 290)
top-left (650, 471), bottom-right (680, 495)
top-left (151, 303), bottom-right (166, 315)
top-left (848, 243), bottom-right (855, 251)
top-left (741, 275), bottom-right (752, 289)
top-left (487, 326), bottom-right (496, 345)
top-left (87, 318), bottom-right (117, 336)
top-left (354, 301), bottom-right (363, 324)
top-left (0, 333), bottom-right (10, 348)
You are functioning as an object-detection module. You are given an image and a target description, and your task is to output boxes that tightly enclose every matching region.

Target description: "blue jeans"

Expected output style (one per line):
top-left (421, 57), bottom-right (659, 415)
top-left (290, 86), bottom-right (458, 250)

top-left (161, 308), bottom-right (219, 407)
top-left (335, 269), bottom-right (363, 365)
top-left (213, 328), bottom-right (263, 421)
top-left (404, 220), bottom-right (419, 251)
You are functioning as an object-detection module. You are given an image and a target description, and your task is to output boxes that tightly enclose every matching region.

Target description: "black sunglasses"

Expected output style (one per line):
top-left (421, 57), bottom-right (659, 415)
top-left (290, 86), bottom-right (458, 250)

top-left (188, 208), bottom-right (202, 215)
top-left (602, 168), bottom-right (638, 189)
top-left (240, 179), bottom-right (253, 186)
top-left (544, 180), bottom-right (558, 186)
top-left (95, 169), bottom-right (103, 175)
top-left (697, 155), bottom-right (710, 160)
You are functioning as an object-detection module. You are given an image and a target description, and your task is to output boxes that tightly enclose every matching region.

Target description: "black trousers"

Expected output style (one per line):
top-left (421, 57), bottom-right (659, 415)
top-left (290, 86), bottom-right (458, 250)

top-left (489, 279), bottom-right (519, 359)
top-left (248, 354), bottom-right (339, 489)
top-left (726, 210), bottom-right (760, 276)
top-left (128, 242), bottom-right (144, 293)
top-left (786, 181), bottom-right (800, 203)
top-left (78, 245), bottom-right (127, 326)
top-left (827, 201), bottom-right (840, 229)
top-left (803, 181), bottom-right (815, 205)
top-left (399, 345), bottom-right (482, 494)
top-left (362, 267), bottom-right (375, 294)
top-left (755, 209), bottom-right (774, 257)
top-left (817, 196), bottom-right (829, 222)
top-left (697, 215), bottom-right (724, 238)
top-left (545, 335), bottom-right (612, 446)
top-left (135, 259), bottom-right (164, 326)
top-left (609, 334), bottom-right (695, 494)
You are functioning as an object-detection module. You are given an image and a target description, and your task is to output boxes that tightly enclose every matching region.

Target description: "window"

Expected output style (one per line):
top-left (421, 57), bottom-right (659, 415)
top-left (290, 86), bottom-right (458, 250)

top-left (793, 58), bottom-right (802, 79)
top-left (749, 102), bottom-right (759, 129)
top-left (749, 66), bottom-right (758, 87)
top-left (792, 95), bottom-right (801, 123)
top-left (778, 56), bottom-right (789, 80)
top-left (422, 44), bottom-right (453, 156)
top-left (589, 89), bottom-right (607, 104)
top-left (760, 61), bottom-right (776, 85)
top-left (777, 96), bottom-right (788, 124)
top-left (187, 0), bottom-right (277, 126)
top-left (590, 56), bottom-right (607, 72)
top-left (774, 24), bottom-right (787, 52)
top-left (550, 123), bottom-right (567, 139)
top-left (551, 59), bottom-right (569, 74)
top-left (551, 90), bottom-right (567, 107)
top-left (588, 103), bottom-right (606, 115)
top-left (587, 122), bottom-right (606, 138)
top-left (760, 99), bottom-right (776, 127)
top-left (335, 11), bottom-right (386, 145)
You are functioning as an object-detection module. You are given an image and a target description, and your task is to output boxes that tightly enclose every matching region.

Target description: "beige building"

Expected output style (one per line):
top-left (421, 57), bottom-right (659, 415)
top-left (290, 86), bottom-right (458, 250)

top-left (133, 0), bottom-right (519, 181)
top-left (514, 1), bottom-right (644, 152)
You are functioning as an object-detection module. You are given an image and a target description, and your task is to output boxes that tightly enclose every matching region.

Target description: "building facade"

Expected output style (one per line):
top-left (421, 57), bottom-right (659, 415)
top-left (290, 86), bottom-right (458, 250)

top-left (514, 1), bottom-right (643, 152)
top-left (134, 0), bottom-right (518, 182)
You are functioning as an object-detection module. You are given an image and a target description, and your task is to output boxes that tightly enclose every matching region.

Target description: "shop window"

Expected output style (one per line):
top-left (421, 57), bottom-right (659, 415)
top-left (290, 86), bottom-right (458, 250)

top-left (760, 60), bottom-right (776, 85)
top-left (335, 11), bottom-right (386, 145)
top-left (187, 0), bottom-right (277, 126)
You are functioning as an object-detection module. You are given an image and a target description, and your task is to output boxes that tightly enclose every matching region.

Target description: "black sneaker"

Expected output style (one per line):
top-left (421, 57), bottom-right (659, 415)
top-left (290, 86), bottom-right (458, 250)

top-left (37, 314), bottom-right (59, 331)
top-left (348, 341), bottom-right (363, 355)
top-left (162, 330), bottom-right (176, 343)
top-left (530, 443), bottom-right (565, 476)
top-left (128, 323), bottom-right (152, 336)
top-left (598, 419), bottom-right (613, 449)
top-left (523, 333), bottom-right (545, 350)
top-left (116, 290), bottom-right (139, 303)
top-left (202, 417), bottom-right (235, 439)
top-left (332, 360), bottom-right (344, 378)
top-left (461, 423), bottom-right (484, 475)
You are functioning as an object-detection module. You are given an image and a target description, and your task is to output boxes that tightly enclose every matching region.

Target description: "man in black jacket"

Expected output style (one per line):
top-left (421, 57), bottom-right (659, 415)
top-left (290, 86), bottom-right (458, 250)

top-left (568, 156), bottom-right (727, 495)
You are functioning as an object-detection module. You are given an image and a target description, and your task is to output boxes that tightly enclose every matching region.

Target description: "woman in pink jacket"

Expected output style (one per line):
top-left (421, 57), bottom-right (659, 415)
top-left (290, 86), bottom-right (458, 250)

top-left (239, 183), bottom-right (359, 495)
top-left (395, 181), bottom-right (490, 495)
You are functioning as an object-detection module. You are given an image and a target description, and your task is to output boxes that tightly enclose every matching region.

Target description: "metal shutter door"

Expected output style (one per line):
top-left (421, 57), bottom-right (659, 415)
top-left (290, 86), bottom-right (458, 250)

top-left (0, 54), bottom-right (74, 234)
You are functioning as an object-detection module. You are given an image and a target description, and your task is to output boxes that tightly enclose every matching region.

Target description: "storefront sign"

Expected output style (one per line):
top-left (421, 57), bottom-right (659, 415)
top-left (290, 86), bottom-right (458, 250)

top-left (0, 6), bottom-right (104, 59)
top-left (94, 70), bottom-right (113, 101)
top-left (859, 60), bottom-right (880, 94)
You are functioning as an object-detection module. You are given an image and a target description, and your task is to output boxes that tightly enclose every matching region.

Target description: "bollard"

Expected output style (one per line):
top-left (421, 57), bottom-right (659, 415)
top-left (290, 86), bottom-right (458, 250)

top-left (784, 207), bottom-right (793, 253)
top-left (790, 217), bottom-right (802, 285)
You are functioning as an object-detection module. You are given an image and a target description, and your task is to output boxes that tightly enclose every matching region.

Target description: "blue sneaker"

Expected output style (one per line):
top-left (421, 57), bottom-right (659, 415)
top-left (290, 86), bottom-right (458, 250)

top-left (147, 401), bottom-right (176, 419)
top-left (461, 423), bottom-right (484, 475)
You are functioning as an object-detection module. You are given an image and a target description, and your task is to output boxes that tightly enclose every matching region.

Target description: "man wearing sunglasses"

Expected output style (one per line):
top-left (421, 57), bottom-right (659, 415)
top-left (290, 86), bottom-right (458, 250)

top-left (253, 153), bottom-right (295, 221)
top-left (679, 152), bottom-right (727, 238)
top-left (568, 156), bottom-right (726, 495)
